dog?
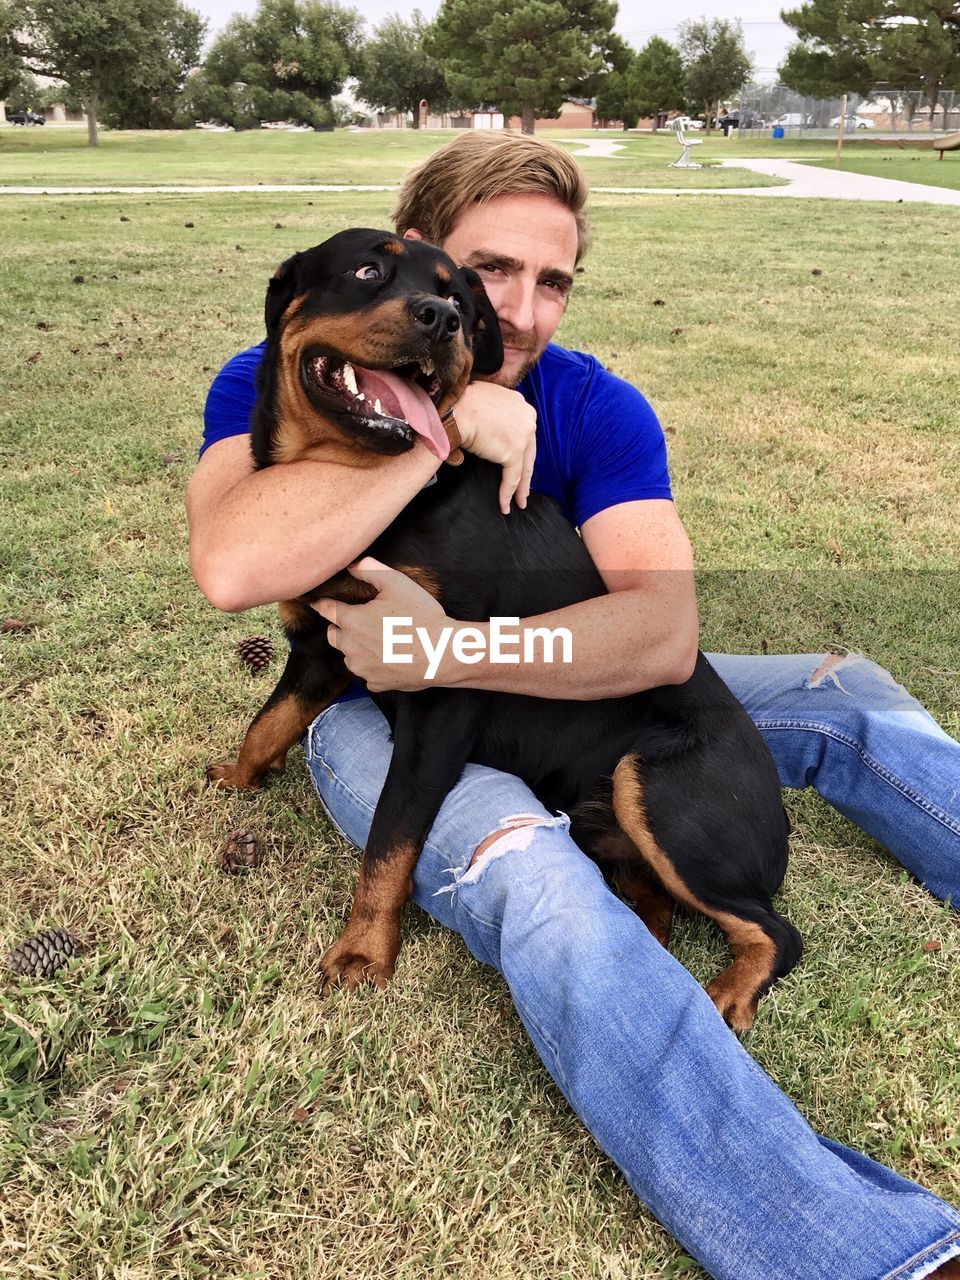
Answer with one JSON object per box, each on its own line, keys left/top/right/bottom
{"left": 207, "top": 228, "right": 802, "bottom": 1031}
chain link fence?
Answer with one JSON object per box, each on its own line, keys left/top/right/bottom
{"left": 734, "top": 83, "right": 960, "bottom": 138}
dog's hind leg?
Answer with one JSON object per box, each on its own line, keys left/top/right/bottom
{"left": 611, "top": 753, "right": 802, "bottom": 1032}
{"left": 207, "top": 640, "right": 350, "bottom": 790}
{"left": 320, "top": 691, "right": 483, "bottom": 994}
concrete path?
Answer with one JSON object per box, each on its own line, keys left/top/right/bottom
{"left": 555, "top": 137, "right": 627, "bottom": 158}
{"left": 716, "top": 157, "right": 960, "bottom": 204}
{"left": 2, "top": 159, "right": 958, "bottom": 205}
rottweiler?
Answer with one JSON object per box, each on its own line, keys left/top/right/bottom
{"left": 207, "top": 228, "right": 801, "bottom": 1031}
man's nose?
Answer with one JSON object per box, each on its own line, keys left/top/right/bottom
{"left": 496, "top": 276, "right": 536, "bottom": 334}
{"left": 410, "top": 295, "right": 461, "bottom": 343}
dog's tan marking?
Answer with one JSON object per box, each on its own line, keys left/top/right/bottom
{"left": 381, "top": 239, "right": 405, "bottom": 256}
{"left": 612, "top": 755, "right": 777, "bottom": 1031}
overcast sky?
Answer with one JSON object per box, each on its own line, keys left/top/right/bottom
{"left": 191, "top": 0, "right": 795, "bottom": 81}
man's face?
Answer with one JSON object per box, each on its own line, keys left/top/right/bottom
{"left": 407, "top": 193, "right": 578, "bottom": 388}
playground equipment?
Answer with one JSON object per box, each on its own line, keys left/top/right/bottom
{"left": 934, "top": 131, "right": 960, "bottom": 159}
{"left": 669, "top": 117, "right": 703, "bottom": 170}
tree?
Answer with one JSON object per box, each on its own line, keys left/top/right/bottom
{"left": 678, "top": 17, "right": 752, "bottom": 131}
{"left": 780, "top": 0, "right": 960, "bottom": 126}
{"left": 595, "top": 59, "right": 635, "bottom": 127}
{"left": 629, "top": 36, "right": 686, "bottom": 130}
{"left": 103, "top": 3, "right": 204, "bottom": 128}
{"left": 779, "top": 0, "right": 879, "bottom": 97}
{"left": 201, "top": 0, "right": 363, "bottom": 127}
{"left": 427, "top": 0, "right": 619, "bottom": 135}
{"left": 1, "top": 2, "right": 24, "bottom": 100}
{"left": 17, "top": 0, "right": 205, "bottom": 146}
{"left": 356, "top": 11, "right": 447, "bottom": 127}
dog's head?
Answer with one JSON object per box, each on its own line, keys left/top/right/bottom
{"left": 252, "top": 228, "right": 503, "bottom": 468}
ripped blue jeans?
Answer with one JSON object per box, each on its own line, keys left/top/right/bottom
{"left": 304, "top": 652, "right": 960, "bottom": 1280}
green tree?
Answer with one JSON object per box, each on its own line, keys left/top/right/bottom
{"left": 779, "top": 0, "right": 878, "bottom": 97}
{"left": 201, "top": 0, "right": 363, "bottom": 127}
{"left": 104, "top": 4, "right": 204, "bottom": 129}
{"left": 875, "top": 0, "right": 960, "bottom": 126}
{"left": 427, "top": 0, "right": 619, "bottom": 135}
{"left": 595, "top": 61, "right": 634, "bottom": 127}
{"left": 630, "top": 35, "right": 686, "bottom": 131}
{"left": 1, "top": 2, "right": 23, "bottom": 101}
{"left": 356, "top": 11, "right": 447, "bottom": 127}
{"left": 4, "top": 70, "right": 41, "bottom": 112}
{"left": 17, "top": 0, "right": 205, "bottom": 145}
{"left": 678, "top": 17, "right": 752, "bottom": 131}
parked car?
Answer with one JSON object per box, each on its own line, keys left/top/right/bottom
{"left": 829, "top": 115, "right": 876, "bottom": 129}
{"left": 674, "top": 115, "right": 704, "bottom": 131}
{"left": 771, "top": 113, "right": 810, "bottom": 128}
{"left": 5, "top": 109, "right": 45, "bottom": 126}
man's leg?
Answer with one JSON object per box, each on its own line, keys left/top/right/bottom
{"left": 305, "top": 697, "right": 960, "bottom": 1280}
{"left": 706, "top": 652, "right": 960, "bottom": 904}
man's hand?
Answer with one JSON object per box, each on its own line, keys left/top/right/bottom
{"left": 452, "top": 382, "right": 537, "bottom": 514}
{"left": 313, "top": 557, "right": 450, "bottom": 693}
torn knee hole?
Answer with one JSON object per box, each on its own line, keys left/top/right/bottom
{"left": 469, "top": 816, "right": 541, "bottom": 868}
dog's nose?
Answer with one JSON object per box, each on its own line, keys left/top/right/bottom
{"left": 411, "top": 296, "right": 461, "bottom": 342}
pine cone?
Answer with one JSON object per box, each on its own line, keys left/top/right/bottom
{"left": 236, "top": 634, "right": 275, "bottom": 672}
{"left": 6, "top": 927, "right": 80, "bottom": 978}
{"left": 218, "top": 829, "right": 262, "bottom": 874}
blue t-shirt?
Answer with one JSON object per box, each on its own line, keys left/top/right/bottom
{"left": 201, "top": 342, "right": 672, "bottom": 527}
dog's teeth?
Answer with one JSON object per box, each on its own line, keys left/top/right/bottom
{"left": 420, "top": 358, "right": 434, "bottom": 376}
{"left": 374, "top": 398, "right": 382, "bottom": 415}
{"left": 342, "top": 363, "right": 358, "bottom": 395}
{"left": 357, "top": 391, "right": 365, "bottom": 401}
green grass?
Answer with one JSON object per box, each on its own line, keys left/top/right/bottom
{"left": 802, "top": 146, "right": 960, "bottom": 191}
{"left": 2, "top": 173, "right": 960, "bottom": 1278}
{"left": 0, "top": 125, "right": 784, "bottom": 189}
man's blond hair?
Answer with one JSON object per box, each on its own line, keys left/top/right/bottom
{"left": 393, "top": 132, "right": 590, "bottom": 263}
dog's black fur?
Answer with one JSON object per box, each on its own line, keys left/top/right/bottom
{"left": 208, "top": 228, "right": 801, "bottom": 1029}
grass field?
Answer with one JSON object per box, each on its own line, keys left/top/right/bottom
{"left": 2, "top": 131, "right": 960, "bottom": 1279}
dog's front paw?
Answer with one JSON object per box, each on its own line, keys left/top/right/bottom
{"left": 319, "top": 923, "right": 399, "bottom": 996}
{"left": 205, "top": 760, "right": 258, "bottom": 790}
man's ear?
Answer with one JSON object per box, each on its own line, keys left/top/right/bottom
{"left": 264, "top": 253, "right": 300, "bottom": 336}
{"left": 459, "top": 266, "right": 504, "bottom": 377}
{"left": 402, "top": 227, "right": 424, "bottom": 241}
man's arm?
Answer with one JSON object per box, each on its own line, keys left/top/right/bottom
{"left": 187, "top": 380, "right": 538, "bottom": 613}
{"left": 320, "top": 499, "right": 700, "bottom": 699}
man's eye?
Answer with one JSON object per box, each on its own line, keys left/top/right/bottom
{"left": 355, "top": 264, "right": 382, "bottom": 281}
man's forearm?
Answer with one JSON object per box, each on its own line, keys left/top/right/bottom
{"left": 436, "top": 584, "right": 699, "bottom": 699}
{"left": 188, "top": 445, "right": 439, "bottom": 611}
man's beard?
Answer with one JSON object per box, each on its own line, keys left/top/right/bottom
{"left": 495, "top": 325, "right": 542, "bottom": 388}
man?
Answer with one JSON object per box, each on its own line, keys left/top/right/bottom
{"left": 187, "top": 132, "right": 960, "bottom": 1279}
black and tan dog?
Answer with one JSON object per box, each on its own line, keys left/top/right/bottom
{"left": 208, "top": 228, "right": 801, "bottom": 1031}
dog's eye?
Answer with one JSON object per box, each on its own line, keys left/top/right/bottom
{"left": 355, "top": 263, "right": 382, "bottom": 281}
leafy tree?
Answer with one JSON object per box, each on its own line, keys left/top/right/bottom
{"left": 17, "top": 0, "right": 205, "bottom": 145}
{"left": 1, "top": 2, "right": 23, "bottom": 101}
{"left": 356, "top": 11, "right": 447, "bottom": 127}
{"left": 779, "top": 0, "right": 878, "bottom": 97}
{"left": 427, "top": 0, "right": 619, "bottom": 135}
{"left": 5, "top": 70, "right": 41, "bottom": 112}
{"left": 678, "top": 17, "right": 752, "bottom": 131}
{"left": 630, "top": 36, "right": 686, "bottom": 130}
{"left": 595, "top": 62, "right": 634, "bottom": 127}
{"left": 103, "top": 4, "right": 204, "bottom": 129}
{"left": 781, "top": 0, "right": 960, "bottom": 124}
{"left": 201, "top": 0, "right": 363, "bottom": 127}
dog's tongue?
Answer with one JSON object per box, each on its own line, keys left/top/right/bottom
{"left": 355, "top": 367, "right": 450, "bottom": 461}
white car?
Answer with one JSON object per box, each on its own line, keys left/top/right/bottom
{"left": 674, "top": 115, "right": 704, "bottom": 130}
{"left": 830, "top": 115, "right": 876, "bottom": 129}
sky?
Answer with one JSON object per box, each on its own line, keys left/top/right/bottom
{"left": 190, "top": 0, "right": 796, "bottom": 83}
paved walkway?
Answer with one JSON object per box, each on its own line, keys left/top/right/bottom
{"left": 2, "top": 159, "right": 958, "bottom": 205}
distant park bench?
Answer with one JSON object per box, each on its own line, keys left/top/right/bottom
{"left": 934, "top": 131, "right": 960, "bottom": 159}
{"left": 669, "top": 117, "right": 703, "bottom": 170}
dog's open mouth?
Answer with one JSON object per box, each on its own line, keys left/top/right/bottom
{"left": 302, "top": 353, "right": 450, "bottom": 460}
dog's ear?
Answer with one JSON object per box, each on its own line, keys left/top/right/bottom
{"left": 459, "top": 266, "right": 504, "bottom": 377}
{"left": 264, "top": 253, "right": 300, "bottom": 336}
